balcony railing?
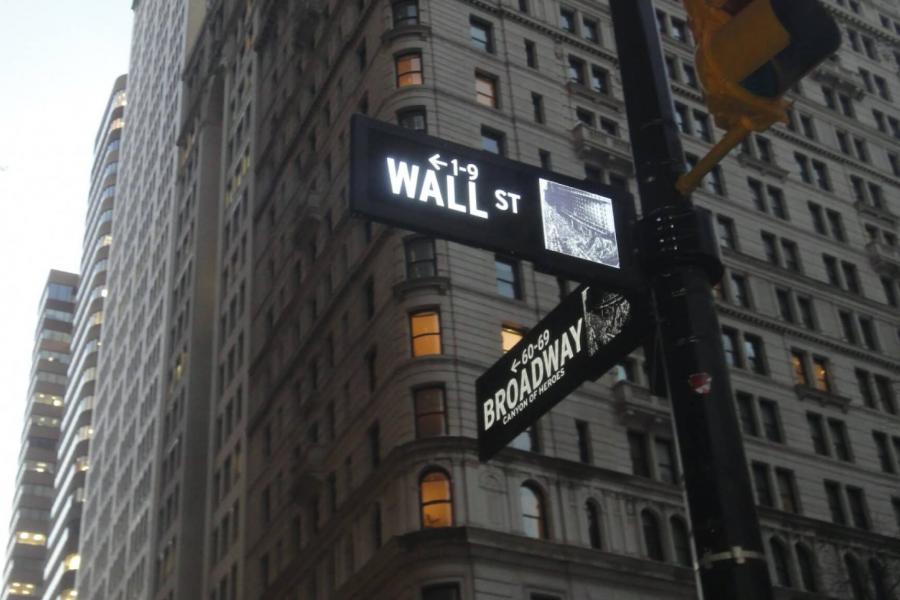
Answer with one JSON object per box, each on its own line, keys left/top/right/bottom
{"left": 866, "top": 240, "right": 900, "bottom": 277}
{"left": 571, "top": 122, "right": 634, "bottom": 174}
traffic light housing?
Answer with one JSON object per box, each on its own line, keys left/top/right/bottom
{"left": 676, "top": 0, "right": 841, "bottom": 194}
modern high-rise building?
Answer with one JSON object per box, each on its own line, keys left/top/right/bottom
{"left": 3, "top": 270, "right": 78, "bottom": 600}
{"left": 75, "top": 0, "right": 900, "bottom": 599}
{"left": 40, "top": 75, "right": 126, "bottom": 600}
{"left": 77, "top": 2, "right": 214, "bottom": 599}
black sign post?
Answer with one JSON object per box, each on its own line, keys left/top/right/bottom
{"left": 476, "top": 286, "right": 648, "bottom": 461}
{"left": 350, "top": 115, "right": 640, "bottom": 291}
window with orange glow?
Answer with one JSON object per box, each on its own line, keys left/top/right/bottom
{"left": 501, "top": 326, "right": 524, "bottom": 353}
{"left": 812, "top": 356, "right": 830, "bottom": 392}
{"left": 411, "top": 311, "right": 441, "bottom": 356}
{"left": 790, "top": 351, "right": 808, "bottom": 386}
{"left": 420, "top": 470, "right": 452, "bottom": 528}
{"left": 396, "top": 52, "right": 424, "bottom": 87}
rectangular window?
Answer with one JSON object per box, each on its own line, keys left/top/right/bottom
{"left": 858, "top": 316, "right": 878, "bottom": 350}
{"left": 775, "top": 288, "right": 794, "bottom": 323}
{"left": 827, "top": 418, "right": 851, "bottom": 461}
{"left": 475, "top": 73, "right": 498, "bottom": 107}
{"left": 717, "top": 217, "right": 737, "bottom": 250}
{"left": 560, "top": 7, "right": 576, "bottom": 32}
{"left": 811, "top": 356, "right": 830, "bottom": 392}
{"left": 752, "top": 462, "right": 773, "bottom": 507}
{"left": 795, "top": 153, "right": 811, "bottom": 183}
{"left": 744, "top": 334, "right": 767, "bottom": 375}
{"left": 495, "top": 256, "right": 521, "bottom": 299}
{"left": 856, "top": 368, "right": 876, "bottom": 408}
{"left": 841, "top": 262, "right": 860, "bottom": 295}
{"left": 405, "top": 237, "right": 436, "bottom": 278}
{"left": 414, "top": 386, "right": 446, "bottom": 438}
{"left": 791, "top": 349, "right": 809, "bottom": 386}
{"left": 721, "top": 328, "right": 741, "bottom": 368}
{"left": 730, "top": 273, "right": 750, "bottom": 308}
{"left": 781, "top": 240, "right": 800, "bottom": 272}
{"left": 396, "top": 52, "right": 423, "bottom": 87}
{"left": 627, "top": 430, "right": 651, "bottom": 477}
{"left": 824, "top": 481, "right": 846, "bottom": 525}
{"left": 775, "top": 468, "right": 799, "bottom": 513}
{"left": 531, "top": 93, "right": 544, "bottom": 123}
{"left": 655, "top": 438, "right": 678, "bottom": 484}
{"left": 873, "top": 432, "right": 894, "bottom": 473}
{"left": 808, "top": 202, "right": 826, "bottom": 234}
{"left": 470, "top": 17, "right": 494, "bottom": 52}
{"left": 758, "top": 399, "right": 781, "bottom": 442}
{"left": 811, "top": 160, "right": 830, "bottom": 190}
{"left": 839, "top": 310, "right": 857, "bottom": 345}
{"left": 807, "top": 413, "right": 828, "bottom": 455}
{"left": 797, "top": 296, "right": 815, "bottom": 330}
{"left": 576, "top": 420, "right": 592, "bottom": 464}
{"left": 392, "top": 0, "right": 419, "bottom": 27}
{"left": 501, "top": 326, "right": 524, "bottom": 353}
{"left": 846, "top": 487, "right": 869, "bottom": 529}
{"left": 366, "top": 348, "right": 377, "bottom": 391}
{"left": 736, "top": 392, "right": 758, "bottom": 436}
{"left": 761, "top": 232, "right": 778, "bottom": 265}
{"left": 822, "top": 255, "right": 840, "bottom": 287}
{"left": 525, "top": 40, "right": 537, "bottom": 68}
{"left": 398, "top": 107, "right": 427, "bottom": 132}
{"left": 768, "top": 187, "right": 787, "bottom": 219}
{"left": 480, "top": 127, "right": 505, "bottom": 155}
{"left": 590, "top": 66, "right": 610, "bottom": 94}
{"left": 568, "top": 56, "right": 587, "bottom": 84}
{"left": 874, "top": 375, "right": 896, "bottom": 414}
{"left": 583, "top": 18, "right": 599, "bottom": 42}
{"left": 410, "top": 311, "right": 442, "bottom": 356}
{"left": 749, "top": 179, "right": 766, "bottom": 212}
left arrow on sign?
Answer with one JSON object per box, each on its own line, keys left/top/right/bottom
{"left": 429, "top": 154, "right": 448, "bottom": 171}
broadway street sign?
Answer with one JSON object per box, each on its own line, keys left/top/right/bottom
{"left": 475, "top": 285, "right": 649, "bottom": 461}
{"left": 350, "top": 114, "right": 640, "bottom": 291}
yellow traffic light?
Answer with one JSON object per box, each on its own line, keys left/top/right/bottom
{"left": 676, "top": 0, "right": 840, "bottom": 195}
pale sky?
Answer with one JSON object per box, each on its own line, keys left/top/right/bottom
{"left": 0, "top": 2, "right": 133, "bottom": 564}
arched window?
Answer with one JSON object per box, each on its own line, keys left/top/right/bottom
{"left": 844, "top": 554, "right": 867, "bottom": 600}
{"left": 769, "top": 538, "right": 792, "bottom": 588}
{"left": 520, "top": 483, "right": 547, "bottom": 539}
{"left": 420, "top": 469, "right": 452, "bottom": 528}
{"left": 795, "top": 543, "right": 817, "bottom": 592}
{"left": 869, "top": 558, "right": 889, "bottom": 600}
{"left": 670, "top": 516, "right": 692, "bottom": 567}
{"left": 585, "top": 500, "right": 602, "bottom": 549}
{"left": 641, "top": 510, "right": 664, "bottom": 561}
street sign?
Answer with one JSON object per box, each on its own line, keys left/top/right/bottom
{"left": 350, "top": 114, "right": 640, "bottom": 291}
{"left": 475, "top": 284, "right": 649, "bottom": 462}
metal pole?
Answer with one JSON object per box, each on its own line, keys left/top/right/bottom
{"left": 607, "top": 1, "right": 776, "bottom": 598}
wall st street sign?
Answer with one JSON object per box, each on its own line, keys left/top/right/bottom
{"left": 350, "top": 114, "right": 640, "bottom": 291}
{"left": 475, "top": 285, "right": 648, "bottom": 461}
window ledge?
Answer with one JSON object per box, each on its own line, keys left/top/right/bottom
{"left": 393, "top": 276, "right": 451, "bottom": 299}
{"left": 736, "top": 152, "right": 790, "bottom": 180}
{"left": 613, "top": 380, "right": 671, "bottom": 433}
{"left": 866, "top": 240, "right": 900, "bottom": 277}
{"left": 565, "top": 81, "right": 624, "bottom": 113}
{"left": 571, "top": 122, "right": 634, "bottom": 175}
{"left": 793, "top": 385, "right": 852, "bottom": 412}
{"left": 855, "top": 200, "right": 897, "bottom": 226}
{"left": 381, "top": 24, "right": 431, "bottom": 44}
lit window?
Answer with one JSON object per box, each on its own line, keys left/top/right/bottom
{"left": 475, "top": 73, "right": 498, "bottom": 107}
{"left": 414, "top": 386, "right": 446, "bottom": 438}
{"left": 811, "top": 356, "right": 830, "bottom": 392}
{"left": 420, "top": 469, "right": 452, "bottom": 528}
{"left": 410, "top": 311, "right": 441, "bottom": 356}
{"left": 790, "top": 350, "right": 808, "bottom": 386}
{"left": 520, "top": 483, "right": 547, "bottom": 538}
{"left": 396, "top": 52, "right": 423, "bottom": 87}
{"left": 501, "top": 326, "right": 524, "bottom": 353}
{"left": 16, "top": 531, "right": 46, "bottom": 546}
{"left": 63, "top": 553, "right": 81, "bottom": 571}
{"left": 560, "top": 7, "right": 576, "bottom": 32}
